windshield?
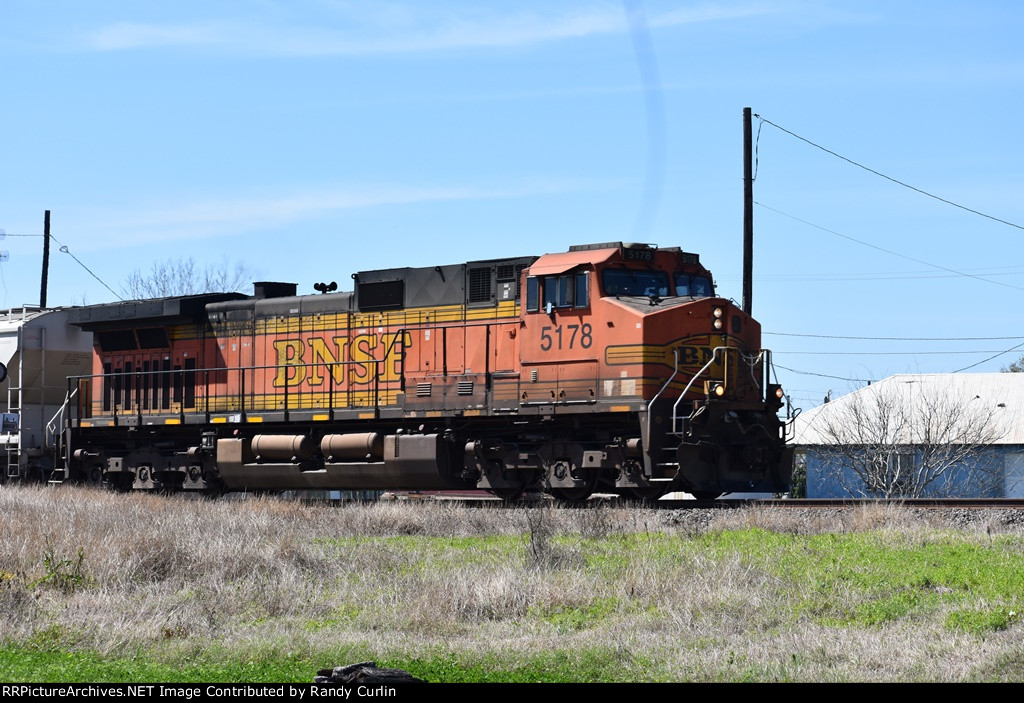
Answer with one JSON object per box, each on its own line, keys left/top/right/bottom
{"left": 602, "top": 268, "right": 670, "bottom": 297}
{"left": 674, "top": 273, "right": 713, "bottom": 297}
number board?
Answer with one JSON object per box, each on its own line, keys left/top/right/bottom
{"left": 622, "top": 247, "right": 655, "bottom": 262}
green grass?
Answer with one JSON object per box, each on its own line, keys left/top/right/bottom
{"left": 0, "top": 643, "right": 317, "bottom": 683}
{"left": 7, "top": 523, "right": 1024, "bottom": 682}
{"left": 0, "top": 641, "right": 658, "bottom": 684}
{"left": 693, "top": 529, "right": 1024, "bottom": 630}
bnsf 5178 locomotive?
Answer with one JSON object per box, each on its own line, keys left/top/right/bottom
{"left": 60, "top": 242, "right": 793, "bottom": 500}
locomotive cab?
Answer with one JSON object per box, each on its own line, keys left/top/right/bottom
{"left": 519, "top": 242, "right": 791, "bottom": 499}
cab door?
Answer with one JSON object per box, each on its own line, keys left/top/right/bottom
{"left": 519, "top": 270, "right": 597, "bottom": 405}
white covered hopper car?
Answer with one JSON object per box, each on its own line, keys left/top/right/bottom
{"left": 0, "top": 307, "right": 92, "bottom": 482}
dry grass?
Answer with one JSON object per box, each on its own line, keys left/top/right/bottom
{"left": 2, "top": 484, "right": 1024, "bottom": 682}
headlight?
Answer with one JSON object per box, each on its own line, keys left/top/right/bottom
{"left": 712, "top": 307, "right": 724, "bottom": 330}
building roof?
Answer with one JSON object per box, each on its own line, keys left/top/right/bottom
{"left": 792, "top": 373, "right": 1024, "bottom": 446}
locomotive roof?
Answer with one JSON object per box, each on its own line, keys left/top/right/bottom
{"left": 68, "top": 292, "right": 248, "bottom": 330}
{"left": 70, "top": 243, "right": 709, "bottom": 327}
{"left": 530, "top": 243, "right": 706, "bottom": 276}
{"left": 528, "top": 248, "right": 617, "bottom": 276}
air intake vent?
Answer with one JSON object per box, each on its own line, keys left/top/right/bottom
{"left": 416, "top": 383, "right": 432, "bottom": 397}
{"left": 457, "top": 381, "right": 474, "bottom": 396}
{"left": 496, "top": 264, "right": 515, "bottom": 281}
{"left": 468, "top": 267, "right": 492, "bottom": 303}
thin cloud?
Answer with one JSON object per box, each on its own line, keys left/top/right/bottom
{"left": 71, "top": 179, "right": 610, "bottom": 250}
{"left": 83, "top": 2, "right": 791, "bottom": 56}
{"left": 89, "top": 22, "right": 226, "bottom": 50}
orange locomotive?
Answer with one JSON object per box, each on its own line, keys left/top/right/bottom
{"left": 63, "top": 242, "right": 793, "bottom": 500}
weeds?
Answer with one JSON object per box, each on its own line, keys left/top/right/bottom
{"left": 3, "top": 484, "right": 1024, "bottom": 682}
{"left": 32, "top": 545, "right": 87, "bottom": 593}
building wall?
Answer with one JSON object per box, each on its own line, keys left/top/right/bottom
{"left": 1006, "top": 452, "right": 1024, "bottom": 498}
{"left": 804, "top": 445, "right": 1019, "bottom": 499}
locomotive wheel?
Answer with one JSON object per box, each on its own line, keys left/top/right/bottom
{"left": 691, "top": 491, "right": 721, "bottom": 501}
{"left": 551, "top": 484, "right": 595, "bottom": 504}
{"left": 489, "top": 484, "right": 527, "bottom": 501}
{"left": 629, "top": 484, "right": 666, "bottom": 503}
{"left": 550, "top": 470, "right": 598, "bottom": 504}
{"left": 104, "top": 473, "right": 134, "bottom": 492}
{"left": 483, "top": 466, "right": 538, "bottom": 502}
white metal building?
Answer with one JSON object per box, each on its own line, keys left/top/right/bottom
{"left": 793, "top": 373, "right": 1024, "bottom": 498}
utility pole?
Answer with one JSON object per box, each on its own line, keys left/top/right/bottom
{"left": 742, "top": 108, "right": 753, "bottom": 316}
{"left": 40, "top": 210, "right": 51, "bottom": 309}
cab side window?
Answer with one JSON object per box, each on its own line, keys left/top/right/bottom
{"left": 526, "top": 271, "right": 589, "bottom": 312}
{"left": 674, "top": 273, "right": 713, "bottom": 298}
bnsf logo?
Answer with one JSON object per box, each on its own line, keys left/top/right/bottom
{"left": 604, "top": 336, "right": 721, "bottom": 370}
{"left": 271, "top": 332, "right": 411, "bottom": 387}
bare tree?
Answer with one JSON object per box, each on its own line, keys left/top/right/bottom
{"left": 808, "top": 381, "right": 1006, "bottom": 498}
{"left": 122, "top": 257, "right": 255, "bottom": 299}
{"left": 1002, "top": 355, "right": 1024, "bottom": 373}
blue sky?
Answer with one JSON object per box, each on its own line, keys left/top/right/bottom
{"left": 2, "top": 1, "right": 1022, "bottom": 411}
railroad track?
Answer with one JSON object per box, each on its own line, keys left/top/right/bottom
{"left": 740, "top": 498, "right": 1024, "bottom": 510}
{"left": 381, "top": 492, "right": 1024, "bottom": 510}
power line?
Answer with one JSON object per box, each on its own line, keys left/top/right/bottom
{"left": 755, "top": 115, "right": 1024, "bottom": 232}
{"left": 756, "top": 202, "right": 1024, "bottom": 294}
{"left": 952, "top": 341, "right": 1024, "bottom": 373}
{"left": 0, "top": 228, "right": 122, "bottom": 302}
{"left": 778, "top": 350, "right": 1024, "bottom": 355}
{"left": 721, "top": 267, "right": 1024, "bottom": 282}
{"left": 51, "top": 237, "right": 123, "bottom": 301}
{"left": 773, "top": 363, "right": 874, "bottom": 384}
{"left": 767, "top": 332, "right": 1024, "bottom": 341}
{"left": 752, "top": 116, "right": 1024, "bottom": 382}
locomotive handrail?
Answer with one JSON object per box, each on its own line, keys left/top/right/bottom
{"left": 669, "top": 345, "right": 727, "bottom": 436}
{"left": 644, "top": 345, "right": 731, "bottom": 444}
{"left": 642, "top": 348, "right": 681, "bottom": 448}
{"left": 68, "top": 355, "right": 403, "bottom": 420}
{"left": 648, "top": 347, "right": 681, "bottom": 409}
{"left": 45, "top": 387, "right": 78, "bottom": 449}
{"left": 669, "top": 346, "right": 764, "bottom": 436}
